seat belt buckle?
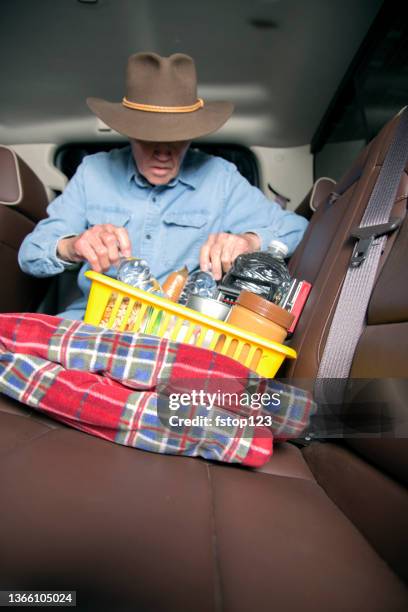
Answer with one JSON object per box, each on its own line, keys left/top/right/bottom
{"left": 350, "top": 217, "right": 402, "bottom": 268}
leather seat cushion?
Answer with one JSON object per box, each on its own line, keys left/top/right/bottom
{"left": 303, "top": 440, "right": 408, "bottom": 583}
{"left": 1, "top": 400, "right": 407, "bottom": 611}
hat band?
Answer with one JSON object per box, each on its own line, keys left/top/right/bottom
{"left": 122, "top": 96, "right": 204, "bottom": 113}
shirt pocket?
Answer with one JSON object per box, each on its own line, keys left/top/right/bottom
{"left": 162, "top": 210, "right": 209, "bottom": 268}
{"left": 86, "top": 207, "right": 131, "bottom": 229}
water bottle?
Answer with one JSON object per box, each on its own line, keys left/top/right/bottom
{"left": 117, "top": 257, "right": 163, "bottom": 294}
{"left": 221, "top": 239, "right": 292, "bottom": 305}
{"left": 178, "top": 270, "right": 218, "bottom": 305}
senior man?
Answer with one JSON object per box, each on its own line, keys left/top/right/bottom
{"left": 19, "top": 52, "right": 308, "bottom": 320}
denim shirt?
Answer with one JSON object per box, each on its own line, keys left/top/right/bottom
{"left": 18, "top": 146, "right": 308, "bottom": 319}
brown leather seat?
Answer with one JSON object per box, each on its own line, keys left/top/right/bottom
{"left": 1, "top": 401, "right": 407, "bottom": 612}
{"left": 286, "top": 111, "right": 408, "bottom": 381}
{"left": 0, "top": 145, "right": 50, "bottom": 312}
{"left": 286, "top": 110, "right": 408, "bottom": 585}
{"left": 1, "top": 117, "right": 408, "bottom": 611}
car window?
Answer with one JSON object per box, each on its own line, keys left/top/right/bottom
{"left": 313, "top": 2, "right": 408, "bottom": 181}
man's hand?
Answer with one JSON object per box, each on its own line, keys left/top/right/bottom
{"left": 199, "top": 232, "right": 261, "bottom": 281}
{"left": 57, "top": 224, "right": 132, "bottom": 273}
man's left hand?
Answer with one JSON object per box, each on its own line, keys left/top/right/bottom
{"left": 199, "top": 232, "right": 261, "bottom": 281}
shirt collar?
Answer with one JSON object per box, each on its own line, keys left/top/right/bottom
{"left": 126, "top": 153, "right": 149, "bottom": 188}
{"left": 126, "top": 148, "right": 197, "bottom": 190}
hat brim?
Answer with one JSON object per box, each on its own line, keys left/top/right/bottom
{"left": 86, "top": 97, "right": 234, "bottom": 141}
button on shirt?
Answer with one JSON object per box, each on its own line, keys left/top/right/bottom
{"left": 18, "top": 146, "right": 308, "bottom": 319}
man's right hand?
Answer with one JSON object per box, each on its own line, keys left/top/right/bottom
{"left": 57, "top": 224, "right": 132, "bottom": 273}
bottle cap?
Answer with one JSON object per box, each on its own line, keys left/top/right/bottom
{"left": 268, "top": 240, "right": 288, "bottom": 257}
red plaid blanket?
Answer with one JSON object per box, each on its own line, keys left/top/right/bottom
{"left": 0, "top": 313, "right": 315, "bottom": 467}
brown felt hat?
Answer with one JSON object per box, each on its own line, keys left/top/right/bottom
{"left": 87, "top": 52, "right": 234, "bottom": 142}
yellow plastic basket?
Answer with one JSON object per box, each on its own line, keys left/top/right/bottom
{"left": 84, "top": 271, "right": 297, "bottom": 377}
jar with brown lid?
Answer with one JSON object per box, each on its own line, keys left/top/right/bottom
{"left": 226, "top": 290, "right": 294, "bottom": 344}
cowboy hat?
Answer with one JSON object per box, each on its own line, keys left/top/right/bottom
{"left": 87, "top": 52, "right": 234, "bottom": 142}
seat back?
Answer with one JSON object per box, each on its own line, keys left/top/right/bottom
{"left": 285, "top": 112, "right": 408, "bottom": 382}
{"left": 285, "top": 111, "right": 408, "bottom": 580}
{"left": 0, "top": 145, "right": 51, "bottom": 312}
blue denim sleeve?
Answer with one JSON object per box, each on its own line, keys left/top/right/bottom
{"left": 18, "top": 161, "right": 88, "bottom": 277}
{"left": 222, "top": 165, "right": 308, "bottom": 255}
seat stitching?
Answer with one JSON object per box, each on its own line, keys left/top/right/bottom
{"left": 206, "top": 463, "right": 224, "bottom": 612}
{"left": 0, "top": 424, "right": 62, "bottom": 464}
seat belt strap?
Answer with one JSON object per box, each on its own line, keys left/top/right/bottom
{"left": 315, "top": 107, "right": 408, "bottom": 405}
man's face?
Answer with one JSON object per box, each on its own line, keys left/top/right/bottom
{"left": 130, "top": 139, "right": 191, "bottom": 186}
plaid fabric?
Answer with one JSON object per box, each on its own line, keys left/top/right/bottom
{"left": 0, "top": 313, "right": 316, "bottom": 465}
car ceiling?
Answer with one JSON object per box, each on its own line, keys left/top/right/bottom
{"left": 1, "top": 0, "right": 383, "bottom": 147}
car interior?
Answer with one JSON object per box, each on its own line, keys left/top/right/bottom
{"left": 1, "top": 1, "right": 408, "bottom": 611}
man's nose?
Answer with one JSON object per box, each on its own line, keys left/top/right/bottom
{"left": 153, "top": 143, "right": 172, "bottom": 159}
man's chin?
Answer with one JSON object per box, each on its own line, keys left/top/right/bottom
{"left": 148, "top": 172, "right": 175, "bottom": 186}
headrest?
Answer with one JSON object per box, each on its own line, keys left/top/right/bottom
{"left": 0, "top": 145, "right": 48, "bottom": 222}
{"left": 309, "top": 177, "right": 336, "bottom": 212}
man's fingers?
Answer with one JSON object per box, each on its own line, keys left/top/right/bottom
{"left": 219, "top": 237, "right": 237, "bottom": 275}
{"left": 77, "top": 240, "right": 102, "bottom": 273}
{"left": 75, "top": 231, "right": 113, "bottom": 272}
{"left": 199, "top": 243, "right": 211, "bottom": 272}
{"left": 75, "top": 224, "right": 132, "bottom": 271}
{"left": 200, "top": 233, "right": 257, "bottom": 281}
{"left": 93, "top": 224, "right": 115, "bottom": 234}
{"left": 100, "top": 232, "right": 121, "bottom": 267}
{"left": 200, "top": 234, "right": 216, "bottom": 272}
{"left": 230, "top": 239, "right": 252, "bottom": 264}
{"left": 216, "top": 234, "right": 244, "bottom": 276}
{"left": 88, "top": 235, "right": 111, "bottom": 271}
{"left": 89, "top": 224, "right": 131, "bottom": 259}
{"left": 113, "top": 227, "right": 132, "bottom": 258}
{"left": 208, "top": 242, "right": 224, "bottom": 280}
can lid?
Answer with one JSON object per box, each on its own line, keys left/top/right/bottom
{"left": 186, "top": 294, "right": 231, "bottom": 320}
{"left": 237, "top": 290, "right": 294, "bottom": 328}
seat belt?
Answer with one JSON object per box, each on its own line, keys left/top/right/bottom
{"left": 315, "top": 107, "right": 408, "bottom": 405}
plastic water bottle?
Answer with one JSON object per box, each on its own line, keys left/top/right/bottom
{"left": 178, "top": 270, "right": 218, "bottom": 305}
{"left": 117, "top": 257, "right": 163, "bottom": 294}
{"left": 221, "top": 239, "right": 292, "bottom": 305}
